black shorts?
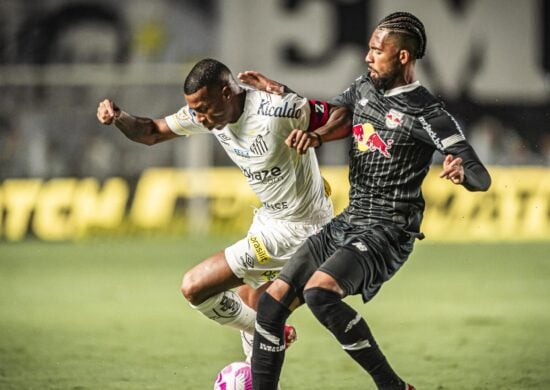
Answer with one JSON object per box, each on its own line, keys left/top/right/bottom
{"left": 278, "top": 212, "right": 416, "bottom": 303}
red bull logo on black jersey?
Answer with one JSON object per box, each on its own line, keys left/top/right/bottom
{"left": 385, "top": 109, "right": 404, "bottom": 129}
{"left": 352, "top": 123, "right": 394, "bottom": 158}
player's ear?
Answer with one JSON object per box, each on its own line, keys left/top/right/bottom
{"left": 399, "top": 49, "right": 411, "bottom": 65}
{"left": 221, "top": 84, "right": 232, "bottom": 101}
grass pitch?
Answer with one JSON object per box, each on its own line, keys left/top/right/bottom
{"left": 1, "top": 237, "right": 549, "bottom": 389}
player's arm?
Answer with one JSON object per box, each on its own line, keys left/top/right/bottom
{"left": 413, "top": 111, "right": 491, "bottom": 192}
{"left": 439, "top": 141, "right": 491, "bottom": 191}
{"left": 238, "top": 71, "right": 353, "bottom": 153}
{"left": 97, "top": 98, "right": 179, "bottom": 145}
{"left": 286, "top": 104, "right": 351, "bottom": 154}
{"left": 237, "top": 71, "right": 292, "bottom": 95}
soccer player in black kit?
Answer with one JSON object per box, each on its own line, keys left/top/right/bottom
{"left": 239, "top": 11, "right": 491, "bottom": 390}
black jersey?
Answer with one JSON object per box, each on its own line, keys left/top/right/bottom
{"left": 329, "top": 74, "right": 490, "bottom": 233}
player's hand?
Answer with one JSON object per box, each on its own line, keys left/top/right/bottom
{"left": 237, "top": 71, "right": 284, "bottom": 95}
{"left": 97, "top": 98, "right": 120, "bottom": 125}
{"left": 440, "top": 154, "right": 464, "bottom": 184}
{"left": 285, "top": 129, "right": 319, "bottom": 154}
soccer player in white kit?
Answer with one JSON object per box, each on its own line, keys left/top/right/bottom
{"left": 96, "top": 58, "right": 351, "bottom": 361}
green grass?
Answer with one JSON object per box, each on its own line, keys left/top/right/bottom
{"left": 1, "top": 238, "right": 549, "bottom": 389}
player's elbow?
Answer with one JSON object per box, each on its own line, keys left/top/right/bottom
{"left": 480, "top": 175, "right": 491, "bottom": 192}
{"left": 140, "top": 136, "right": 160, "bottom": 146}
{"left": 464, "top": 171, "right": 492, "bottom": 192}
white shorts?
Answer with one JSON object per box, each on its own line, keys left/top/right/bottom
{"left": 225, "top": 208, "right": 332, "bottom": 289}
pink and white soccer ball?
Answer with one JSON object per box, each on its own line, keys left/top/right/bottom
{"left": 214, "top": 361, "right": 253, "bottom": 390}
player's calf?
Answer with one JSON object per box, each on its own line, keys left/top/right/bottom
{"left": 304, "top": 287, "right": 406, "bottom": 390}
{"left": 189, "top": 290, "right": 256, "bottom": 334}
{"left": 252, "top": 292, "right": 292, "bottom": 390}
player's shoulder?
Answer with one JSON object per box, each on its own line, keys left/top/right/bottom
{"left": 247, "top": 88, "right": 304, "bottom": 103}
{"left": 401, "top": 85, "right": 443, "bottom": 115}
{"left": 352, "top": 74, "right": 373, "bottom": 92}
{"left": 246, "top": 89, "right": 307, "bottom": 119}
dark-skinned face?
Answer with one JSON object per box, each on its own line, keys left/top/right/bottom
{"left": 185, "top": 85, "right": 232, "bottom": 130}
{"left": 365, "top": 29, "right": 404, "bottom": 91}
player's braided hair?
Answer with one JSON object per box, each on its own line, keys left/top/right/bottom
{"left": 376, "top": 11, "right": 426, "bottom": 59}
{"left": 183, "top": 58, "right": 231, "bottom": 95}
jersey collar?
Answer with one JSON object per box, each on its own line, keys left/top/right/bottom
{"left": 383, "top": 81, "right": 421, "bottom": 97}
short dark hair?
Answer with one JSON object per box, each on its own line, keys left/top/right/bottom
{"left": 376, "top": 11, "right": 427, "bottom": 59}
{"left": 183, "top": 58, "right": 232, "bottom": 95}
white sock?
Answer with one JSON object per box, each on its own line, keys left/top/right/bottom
{"left": 240, "top": 330, "right": 254, "bottom": 363}
{"left": 191, "top": 290, "right": 256, "bottom": 334}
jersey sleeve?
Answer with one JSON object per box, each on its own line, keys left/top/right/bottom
{"left": 412, "top": 107, "right": 466, "bottom": 153}
{"left": 413, "top": 108, "right": 491, "bottom": 192}
{"left": 445, "top": 141, "right": 492, "bottom": 191}
{"left": 269, "top": 93, "right": 311, "bottom": 133}
{"left": 165, "top": 106, "right": 210, "bottom": 136}
{"left": 328, "top": 76, "right": 361, "bottom": 110}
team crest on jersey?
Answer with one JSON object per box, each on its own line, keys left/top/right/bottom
{"left": 385, "top": 109, "right": 404, "bottom": 129}
{"left": 352, "top": 122, "right": 394, "bottom": 158}
{"left": 250, "top": 135, "right": 268, "bottom": 155}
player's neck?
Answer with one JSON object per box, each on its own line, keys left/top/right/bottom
{"left": 400, "top": 65, "right": 416, "bottom": 87}
{"left": 388, "top": 65, "right": 416, "bottom": 90}
{"left": 230, "top": 90, "right": 247, "bottom": 124}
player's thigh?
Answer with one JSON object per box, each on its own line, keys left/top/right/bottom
{"left": 304, "top": 269, "right": 345, "bottom": 297}
{"left": 181, "top": 250, "right": 242, "bottom": 304}
{"left": 316, "top": 246, "right": 373, "bottom": 298}
{"left": 278, "top": 239, "right": 326, "bottom": 303}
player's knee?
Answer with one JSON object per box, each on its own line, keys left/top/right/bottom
{"left": 180, "top": 271, "right": 205, "bottom": 305}
{"left": 303, "top": 287, "right": 341, "bottom": 320}
{"left": 304, "top": 271, "right": 344, "bottom": 296}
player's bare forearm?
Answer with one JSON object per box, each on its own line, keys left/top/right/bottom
{"left": 237, "top": 71, "right": 294, "bottom": 95}
{"left": 315, "top": 106, "right": 352, "bottom": 143}
{"left": 113, "top": 113, "right": 175, "bottom": 146}
{"left": 96, "top": 98, "right": 177, "bottom": 145}
{"left": 286, "top": 107, "right": 351, "bottom": 154}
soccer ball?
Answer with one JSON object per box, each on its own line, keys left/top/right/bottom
{"left": 214, "top": 361, "right": 253, "bottom": 390}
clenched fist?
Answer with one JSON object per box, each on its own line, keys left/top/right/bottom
{"left": 97, "top": 98, "right": 120, "bottom": 125}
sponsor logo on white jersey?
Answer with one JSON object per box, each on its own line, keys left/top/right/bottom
{"left": 242, "top": 166, "right": 283, "bottom": 184}
{"left": 257, "top": 99, "right": 302, "bottom": 118}
{"left": 233, "top": 148, "right": 250, "bottom": 158}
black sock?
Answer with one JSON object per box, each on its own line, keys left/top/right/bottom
{"left": 251, "top": 292, "right": 291, "bottom": 390}
{"left": 304, "top": 287, "right": 404, "bottom": 390}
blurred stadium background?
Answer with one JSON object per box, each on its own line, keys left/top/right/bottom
{"left": 0, "top": 0, "right": 549, "bottom": 389}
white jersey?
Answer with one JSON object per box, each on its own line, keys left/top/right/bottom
{"left": 165, "top": 89, "right": 332, "bottom": 223}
